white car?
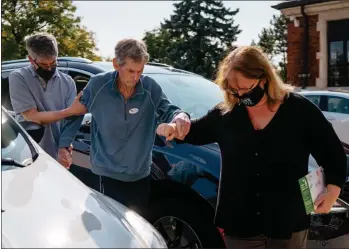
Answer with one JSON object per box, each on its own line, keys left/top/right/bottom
{"left": 299, "top": 90, "right": 349, "bottom": 144}
{"left": 1, "top": 107, "right": 167, "bottom": 248}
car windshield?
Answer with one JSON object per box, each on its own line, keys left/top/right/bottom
{"left": 1, "top": 109, "right": 34, "bottom": 171}
{"left": 93, "top": 61, "right": 114, "bottom": 71}
{"left": 149, "top": 74, "right": 223, "bottom": 119}
{"left": 93, "top": 62, "right": 224, "bottom": 119}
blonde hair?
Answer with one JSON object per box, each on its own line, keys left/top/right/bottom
{"left": 215, "top": 46, "right": 294, "bottom": 113}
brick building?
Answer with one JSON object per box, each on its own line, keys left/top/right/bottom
{"left": 272, "top": 0, "right": 349, "bottom": 89}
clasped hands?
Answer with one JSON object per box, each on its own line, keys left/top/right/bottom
{"left": 157, "top": 123, "right": 185, "bottom": 141}
{"left": 157, "top": 112, "right": 191, "bottom": 141}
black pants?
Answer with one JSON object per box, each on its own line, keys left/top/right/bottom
{"left": 99, "top": 175, "right": 150, "bottom": 218}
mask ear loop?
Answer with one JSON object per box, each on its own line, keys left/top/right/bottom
{"left": 263, "top": 79, "right": 269, "bottom": 98}
{"left": 32, "top": 60, "right": 40, "bottom": 70}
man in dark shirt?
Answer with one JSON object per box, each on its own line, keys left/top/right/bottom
{"left": 157, "top": 46, "right": 347, "bottom": 248}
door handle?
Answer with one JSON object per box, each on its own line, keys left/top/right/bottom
{"left": 327, "top": 116, "right": 335, "bottom": 121}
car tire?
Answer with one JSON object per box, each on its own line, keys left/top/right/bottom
{"left": 147, "top": 197, "right": 226, "bottom": 248}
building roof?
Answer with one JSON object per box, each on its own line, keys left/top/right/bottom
{"left": 272, "top": 0, "right": 339, "bottom": 10}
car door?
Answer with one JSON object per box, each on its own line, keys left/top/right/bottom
{"left": 1, "top": 64, "right": 69, "bottom": 113}
{"left": 323, "top": 95, "right": 349, "bottom": 144}
{"left": 323, "top": 95, "right": 349, "bottom": 120}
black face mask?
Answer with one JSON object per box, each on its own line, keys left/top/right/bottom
{"left": 235, "top": 80, "right": 266, "bottom": 107}
{"left": 36, "top": 66, "right": 56, "bottom": 81}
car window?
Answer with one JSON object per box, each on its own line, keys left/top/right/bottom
{"left": 1, "top": 110, "right": 34, "bottom": 171}
{"left": 67, "top": 70, "right": 91, "bottom": 93}
{"left": 327, "top": 96, "right": 349, "bottom": 114}
{"left": 305, "top": 95, "right": 321, "bottom": 107}
{"left": 1, "top": 71, "right": 13, "bottom": 111}
{"left": 148, "top": 74, "right": 224, "bottom": 119}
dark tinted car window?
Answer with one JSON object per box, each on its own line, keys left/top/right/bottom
{"left": 67, "top": 70, "right": 91, "bottom": 93}
{"left": 328, "top": 96, "right": 349, "bottom": 114}
{"left": 1, "top": 71, "right": 13, "bottom": 111}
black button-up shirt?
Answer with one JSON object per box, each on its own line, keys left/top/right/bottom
{"left": 179, "top": 92, "right": 347, "bottom": 239}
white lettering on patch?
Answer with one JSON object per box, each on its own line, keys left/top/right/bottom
{"left": 129, "top": 108, "right": 139, "bottom": 114}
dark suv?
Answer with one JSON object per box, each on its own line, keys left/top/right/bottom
{"left": 2, "top": 57, "right": 349, "bottom": 248}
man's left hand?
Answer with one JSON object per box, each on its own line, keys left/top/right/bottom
{"left": 171, "top": 112, "right": 190, "bottom": 138}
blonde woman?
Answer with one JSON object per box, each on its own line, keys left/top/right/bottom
{"left": 157, "top": 46, "right": 347, "bottom": 248}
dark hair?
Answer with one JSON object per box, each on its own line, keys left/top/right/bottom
{"left": 25, "top": 33, "right": 58, "bottom": 59}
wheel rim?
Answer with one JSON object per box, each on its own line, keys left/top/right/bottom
{"left": 154, "top": 216, "right": 203, "bottom": 248}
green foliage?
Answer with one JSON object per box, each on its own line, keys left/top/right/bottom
{"left": 257, "top": 28, "right": 275, "bottom": 60}
{"left": 143, "top": 0, "right": 241, "bottom": 79}
{"left": 143, "top": 28, "right": 178, "bottom": 65}
{"left": 1, "top": 0, "right": 101, "bottom": 61}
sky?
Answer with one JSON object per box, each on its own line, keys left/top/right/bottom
{"left": 73, "top": 1, "right": 283, "bottom": 58}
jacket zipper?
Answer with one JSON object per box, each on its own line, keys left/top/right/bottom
{"left": 124, "top": 100, "right": 127, "bottom": 120}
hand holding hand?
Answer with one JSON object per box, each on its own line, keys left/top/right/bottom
{"left": 68, "top": 91, "right": 87, "bottom": 116}
{"left": 171, "top": 113, "right": 190, "bottom": 138}
{"left": 156, "top": 123, "right": 178, "bottom": 141}
{"left": 57, "top": 147, "right": 73, "bottom": 169}
{"left": 314, "top": 184, "right": 341, "bottom": 214}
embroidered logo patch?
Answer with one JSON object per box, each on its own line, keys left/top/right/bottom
{"left": 129, "top": 108, "right": 139, "bottom": 114}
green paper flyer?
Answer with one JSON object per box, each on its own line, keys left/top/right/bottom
{"left": 299, "top": 167, "right": 325, "bottom": 215}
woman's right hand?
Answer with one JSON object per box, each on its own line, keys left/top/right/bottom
{"left": 156, "top": 123, "right": 178, "bottom": 141}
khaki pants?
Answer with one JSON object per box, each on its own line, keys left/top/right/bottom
{"left": 224, "top": 230, "right": 308, "bottom": 249}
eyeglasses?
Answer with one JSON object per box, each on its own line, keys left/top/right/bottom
{"left": 34, "top": 60, "right": 57, "bottom": 70}
{"left": 226, "top": 79, "right": 261, "bottom": 96}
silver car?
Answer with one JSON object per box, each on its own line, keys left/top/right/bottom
{"left": 1, "top": 107, "right": 167, "bottom": 248}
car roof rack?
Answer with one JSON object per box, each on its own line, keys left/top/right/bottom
{"left": 147, "top": 62, "right": 171, "bottom": 68}
{"left": 328, "top": 89, "right": 349, "bottom": 94}
{"left": 57, "top": 57, "right": 92, "bottom": 63}
{"left": 1, "top": 57, "right": 92, "bottom": 65}
{"left": 147, "top": 61, "right": 202, "bottom": 76}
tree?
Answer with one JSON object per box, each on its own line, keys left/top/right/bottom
{"left": 143, "top": 0, "right": 241, "bottom": 79}
{"left": 143, "top": 28, "right": 178, "bottom": 65}
{"left": 1, "top": 0, "right": 101, "bottom": 61}
{"left": 102, "top": 56, "right": 113, "bottom": 62}
{"left": 257, "top": 28, "right": 275, "bottom": 61}
{"left": 254, "top": 14, "right": 288, "bottom": 82}
{"left": 270, "top": 14, "right": 288, "bottom": 81}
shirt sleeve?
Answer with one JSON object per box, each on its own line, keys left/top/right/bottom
{"left": 156, "top": 89, "right": 183, "bottom": 124}
{"left": 9, "top": 71, "right": 37, "bottom": 114}
{"left": 59, "top": 77, "right": 93, "bottom": 148}
{"left": 65, "top": 77, "right": 77, "bottom": 107}
{"left": 305, "top": 100, "right": 347, "bottom": 188}
{"left": 177, "top": 106, "right": 221, "bottom": 145}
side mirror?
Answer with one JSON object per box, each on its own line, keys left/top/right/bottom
{"left": 19, "top": 121, "right": 45, "bottom": 143}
